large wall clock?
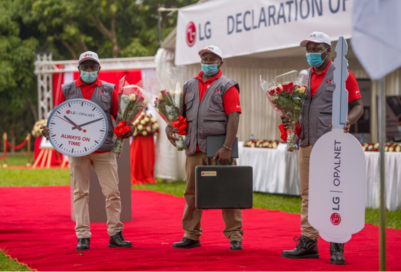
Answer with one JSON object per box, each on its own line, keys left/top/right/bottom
{"left": 47, "top": 99, "right": 109, "bottom": 157}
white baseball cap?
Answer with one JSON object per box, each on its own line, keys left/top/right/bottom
{"left": 78, "top": 51, "right": 100, "bottom": 65}
{"left": 198, "top": 45, "right": 223, "bottom": 60}
{"left": 300, "top": 32, "right": 331, "bottom": 47}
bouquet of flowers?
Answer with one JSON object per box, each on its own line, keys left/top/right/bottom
{"left": 260, "top": 70, "right": 308, "bottom": 152}
{"left": 386, "top": 143, "right": 401, "bottom": 152}
{"left": 361, "top": 142, "right": 401, "bottom": 152}
{"left": 153, "top": 88, "right": 187, "bottom": 150}
{"left": 112, "top": 76, "right": 151, "bottom": 157}
{"left": 148, "top": 67, "right": 187, "bottom": 151}
{"left": 133, "top": 112, "right": 160, "bottom": 137}
{"left": 31, "top": 119, "right": 47, "bottom": 137}
{"left": 244, "top": 139, "right": 279, "bottom": 149}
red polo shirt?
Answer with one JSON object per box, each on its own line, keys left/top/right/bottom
{"left": 55, "top": 77, "right": 119, "bottom": 118}
{"left": 193, "top": 70, "right": 241, "bottom": 114}
{"left": 310, "top": 60, "right": 361, "bottom": 102}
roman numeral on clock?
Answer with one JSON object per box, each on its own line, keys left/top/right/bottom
{"left": 100, "top": 130, "right": 104, "bottom": 132}
{"left": 71, "top": 149, "right": 74, "bottom": 153}
{"left": 68, "top": 103, "right": 71, "bottom": 107}
{"left": 92, "top": 107, "right": 96, "bottom": 111}
{"left": 51, "top": 134, "right": 56, "bottom": 137}
{"left": 85, "top": 147, "right": 87, "bottom": 152}
{"left": 81, "top": 102, "right": 83, "bottom": 106}
{"left": 59, "top": 144, "right": 63, "bottom": 148}
{"left": 95, "top": 141, "right": 99, "bottom": 144}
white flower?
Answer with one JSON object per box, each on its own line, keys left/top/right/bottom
{"left": 278, "top": 84, "right": 283, "bottom": 91}
{"left": 374, "top": 143, "right": 379, "bottom": 149}
{"left": 150, "top": 118, "right": 155, "bottom": 123}
{"left": 140, "top": 120, "right": 146, "bottom": 125}
{"left": 144, "top": 117, "right": 150, "bottom": 122}
{"left": 153, "top": 123, "right": 159, "bottom": 129}
{"left": 170, "top": 90, "right": 175, "bottom": 96}
{"left": 129, "top": 94, "right": 136, "bottom": 101}
{"left": 146, "top": 126, "right": 151, "bottom": 132}
{"left": 396, "top": 146, "right": 401, "bottom": 152}
{"left": 142, "top": 131, "right": 148, "bottom": 136}
{"left": 137, "top": 125, "right": 143, "bottom": 130}
{"left": 298, "top": 87, "right": 306, "bottom": 94}
{"left": 140, "top": 112, "right": 145, "bottom": 116}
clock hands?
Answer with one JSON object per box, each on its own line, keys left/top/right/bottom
{"left": 72, "top": 118, "right": 104, "bottom": 130}
{"left": 55, "top": 115, "right": 86, "bottom": 132}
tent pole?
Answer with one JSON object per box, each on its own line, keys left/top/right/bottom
{"left": 378, "top": 77, "right": 386, "bottom": 271}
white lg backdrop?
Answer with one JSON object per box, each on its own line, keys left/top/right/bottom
{"left": 176, "top": 0, "right": 353, "bottom": 65}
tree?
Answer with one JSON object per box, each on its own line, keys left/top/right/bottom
{"left": 0, "top": 0, "right": 39, "bottom": 151}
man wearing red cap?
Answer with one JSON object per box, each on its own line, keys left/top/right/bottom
{"left": 41, "top": 51, "right": 133, "bottom": 251}
{"left": 166, "top": 45, "right": 244, "bottom": 251}
{"left": 281, "top": 32, "right": 364, "bottom": 264}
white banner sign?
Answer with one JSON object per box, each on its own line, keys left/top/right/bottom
{"left": 176, "top": 0, "right": 353, "bottom": 65}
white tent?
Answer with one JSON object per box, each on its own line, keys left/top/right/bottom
{"left": 154, "top": 0, "right": 401, "bottom": 181}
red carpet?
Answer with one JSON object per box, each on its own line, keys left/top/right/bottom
{"left": 0, "top": 186, "right": 400, "bottom": 271}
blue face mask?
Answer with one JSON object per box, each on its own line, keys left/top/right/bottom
{"left": 398, "top": 126, "right": 401, "bottom": 133}
{"left": 80, "top": 71, "right": 98, "bottom": 83}
{"left": 306, "top": 49, "right": 327, "bottom": 68}
{"left": 201, "top": 64, "right": 219, "bottom": 76}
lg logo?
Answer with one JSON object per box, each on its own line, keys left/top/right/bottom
{"left": 330, "top": 213, "right": 341, "bottom": 226}
{"left": 186, "top": 22, "right": 196, "bottom": 47}
{"left": 66, "top": 110, "right": 71, "bottom": 114}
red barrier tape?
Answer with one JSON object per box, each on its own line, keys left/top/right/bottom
{"left": 6, "top": 139, "right": 28, "bottom": 150}
{"left": 0, "top": 147, "right": 6, "bottom": 160}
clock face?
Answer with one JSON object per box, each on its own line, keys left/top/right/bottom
{"left": 47, "top": 99, "right": 109, "bottom": 157}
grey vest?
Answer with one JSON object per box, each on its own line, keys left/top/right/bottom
{"left": 299, "top": 62, "right": 336, "bottom": 147}
{"left": 61, "top": 81, "right": 115, "bottom": 152}
{"left": 183, "top": 75, "right": 240, "bottom": 156}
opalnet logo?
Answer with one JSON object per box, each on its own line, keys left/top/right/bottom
{"left": 186, "top": 22, "right": 196, "bottom": 47}
{"left": 330, "top": 213, "right": 341, "bottom": 226}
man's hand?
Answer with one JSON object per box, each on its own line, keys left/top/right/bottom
{"left": 343, "top": 120, "right": 350, "bottom": 133}
{"left": 122, "top": 124, "right": 135, "bottom": 139}
{"left": 40, "top": 126, "right": 50, "bottom": 140}
{"left": 281, "top": 115, "right": 292, "bottom": 129}
{"left": 213, "top": 147, "right": 231, "bottom": 164}
{"left": 166, "top": 126, "right": 179, "bottom": 147}
{"left": 328, "top": 120, "right": 350, "bottom": 133}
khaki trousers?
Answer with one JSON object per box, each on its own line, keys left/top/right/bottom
{"left": 183, "top": 152, "right": 244, "bottom": 242}
{"left": 298, "top": 145, "right": 319, "bottom": 240}
{"left": 69, "top": 152, "right": 123, "bottom": 239}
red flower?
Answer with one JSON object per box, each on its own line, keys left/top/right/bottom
{"left": 268, "top": 90, "right": 275, "bottom": 96}
{"left": 276, "top": 87, "right": 283, "bottom": 94}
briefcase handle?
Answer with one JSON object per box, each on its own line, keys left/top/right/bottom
{"left": 214, "top": 158, "right": 234, "bottom": 166}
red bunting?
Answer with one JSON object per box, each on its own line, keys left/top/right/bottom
{"left": 171, "top": 115, "right": 188, "bottom": 135}
{"left": 114, "top": 121, "right": 132, "bottom": 138}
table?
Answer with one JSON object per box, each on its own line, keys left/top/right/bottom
{"left": 238, "top": 144, "right": 401, "bottom": 211}
{"left": 130, "top": 136, "right": 157, "bottom": 184}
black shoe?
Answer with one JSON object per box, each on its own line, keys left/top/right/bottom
{"left": 230, "top": 241, "right": 243, "bottom": 251}
{"left": 108, "top": 231, "right": 132, "bottom": 248}
{"left": 172, "top": 237, "right": 201, "bottom": 249}
{"left": 330, "top": 243, "right": 346, "bottom": 265}
{"left": 281, "top": 235, "right": 319, "bottom": 259}
{"left": 76, "top": 238, "right": 90, "bottom": 251}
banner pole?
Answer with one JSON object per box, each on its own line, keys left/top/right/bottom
{"left": 3, "top": 133, "right": 7, "bottom": 167}
{"left": 378, "top": 77, "right": 386, "bottom": 271}
{"left": 27, "top": 133, "right": 31, "bottom": 167}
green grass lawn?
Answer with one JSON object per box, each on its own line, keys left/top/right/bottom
{"left": 0, "top": 154, "right": 400, "bottom": 271}
{"left": 0, "top": 250, "right": 30, "bottom": 271}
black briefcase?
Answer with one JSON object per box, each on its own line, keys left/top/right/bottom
{"left": 195, "top": 164, "right": 253, "bottom": 209}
